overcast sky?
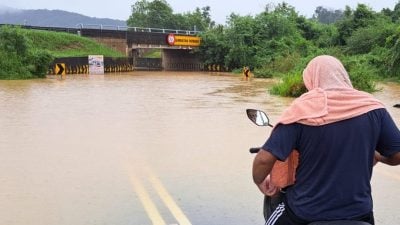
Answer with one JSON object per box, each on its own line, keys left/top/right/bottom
{"left": 0, "top": 0, "right": 398, "bottom": 24}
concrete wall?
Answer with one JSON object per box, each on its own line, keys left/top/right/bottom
{"left": 49, "top": 57, "right": 134, "bottom": 75}
{"left": 90, "top": 37, "right": 128, "bottom": 56}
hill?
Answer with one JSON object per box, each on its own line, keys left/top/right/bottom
{"left": 0, "top": 7, "right": 126, "bottom": 28}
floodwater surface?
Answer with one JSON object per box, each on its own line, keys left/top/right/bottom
{"left": 0, "top": 72, "right": 399, "bottom": 225}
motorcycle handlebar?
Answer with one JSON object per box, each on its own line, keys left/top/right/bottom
{"left": 249, "top": 147, "right": 261, "bottom": 154}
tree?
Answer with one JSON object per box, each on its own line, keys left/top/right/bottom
{"left": 196, "top": 25, "right": 229, "bottom": 66}
{"left": 127, "top": 0, "right": 149, "bottom": 27}
{"left": 178, "top": 6, "right": 215, "bottom": 30}
{"left": 127, "top": 0, "right": 175, "bottom": 28}
{"left": 313, "top": 6, "right": 343, "bottom": 24}
{"left": 392, "top": 1, "right": 400, "bottom": 22}
{"left": 224, "top": 14, "right": 257, "bottom": 69}
{"left": 127, "top": 0, "right": 214, "bottom": 30}
{"left": 346, "top": 16, "right": 396, "bottom": 54}
{"left": 381, "top": 1, "right": 400, "bottom": 22}
{"left": 335, "top": 4, "right": 376, "bottom": 45}
{"left": 353, "top": 4, "right": 375, "bottom": 28}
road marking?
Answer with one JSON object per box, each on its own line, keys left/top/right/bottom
{"left": 129, "top": 172, "right": 166, "bottom": 225}
{"left": 375, "top": 167, "right": 400, "bottom": 181}
{"left": 126, "top": 163, "right": 193, "bottom": 225}
{"left": 148, "top": 173, "right": 193, "bottom": 225}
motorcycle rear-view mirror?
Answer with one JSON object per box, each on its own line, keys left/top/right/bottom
{"left": 246, "top": 109, "right": 273, "bottom": 127}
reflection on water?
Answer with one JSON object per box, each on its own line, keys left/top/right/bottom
{"left": 0, "top": 72, "right": 399, "bottom": 225}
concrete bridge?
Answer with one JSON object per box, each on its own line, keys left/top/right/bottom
{"left": 0, "top": 23, "right": 208, "bottom": 71}
{"left": 7, "top": 24, "right": 204, "bottom": 71}
{"left": 78, "top": 25, "right": 202, "bottom": 71}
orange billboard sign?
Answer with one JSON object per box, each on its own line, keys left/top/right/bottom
{"left": 166, "top": 34, "right": 201, "bottom": 47}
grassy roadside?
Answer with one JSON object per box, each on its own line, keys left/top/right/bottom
{"left": 24, "top": 29, "right": 124, "bottom": 58}
{"left": 0, "top": 26, "right": 124, "bottom": 79}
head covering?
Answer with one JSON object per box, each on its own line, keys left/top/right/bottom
{"left": 279, "top": 55, "right": 384, "bottom": 126}
{"left": 270, "top": 55, "right": 385, "bottom": 188}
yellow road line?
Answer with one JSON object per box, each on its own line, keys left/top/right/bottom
{"left": 148, "top": 173, "right": 192, "bottom": 225}
{"left": 375, "top": 167, "right": 400, "bottom": 181}
{"left": 129, "top": 172, "right": 166, "bottom": 225}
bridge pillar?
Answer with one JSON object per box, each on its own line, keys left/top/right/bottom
{"left": 162, "top": 49, "right": 202, "bottom": 71}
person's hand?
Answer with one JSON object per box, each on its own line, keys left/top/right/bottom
{"left": 257, "top": 175, "right": 279, "bottom": 196}
{"left": 373, "top": 151, "right": 381, "bottom": 166}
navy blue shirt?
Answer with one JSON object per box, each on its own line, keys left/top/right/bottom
{"left": 262, "top": 108, "right": 400, "bottom": 221}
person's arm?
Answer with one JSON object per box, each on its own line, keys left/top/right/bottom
{"left": 375, "top": 151, "right": 400, "bottom": 166}
{"left": 254, "top": 124, "right": 298, "bottom": 195}
{"left": 253, "top": 149, "right": 278, "bottom": 195}
{"left": 252, "top": 149, "right": 277, "bottom": 185}
{"left": 376, "top": 109, "right": 400, "bottom": 165}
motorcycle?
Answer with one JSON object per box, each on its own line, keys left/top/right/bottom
{"left": 246, "top": 109, "right": 371, "bottom": 225}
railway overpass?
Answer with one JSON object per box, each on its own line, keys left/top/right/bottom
{"left": 79, "top": 26, "right": 202, "bottom": 71}
{"left": 2, "top": 24, "right": 208, "bottom": 71}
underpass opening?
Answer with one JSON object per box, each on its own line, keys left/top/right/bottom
{"left": 162, "top": 49, "right": 202, "bottom": 71}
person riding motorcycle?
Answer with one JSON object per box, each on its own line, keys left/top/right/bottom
{"left": 252, "top": 55, "right": 400, "bottom": 225}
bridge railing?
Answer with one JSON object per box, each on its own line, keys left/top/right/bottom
{"left": 1, "top": 23, "right": 200, "bottom": 35}
{"left": 75, "top": 23, "right": 200, "bottom": 35}
{"left": 0, "top": 23, "right": 79, "bottom": 34}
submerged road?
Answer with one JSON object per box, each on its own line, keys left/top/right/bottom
{"left": 0, "top": 72, "right": 399, "bottom": 224}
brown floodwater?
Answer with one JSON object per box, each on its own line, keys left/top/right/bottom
{"left": 0, "top": 71, "right": 399, "bottom": 225}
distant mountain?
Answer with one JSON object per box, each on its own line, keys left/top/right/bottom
{"left": 0, "top": 7, "right": 126, "bottom": 28}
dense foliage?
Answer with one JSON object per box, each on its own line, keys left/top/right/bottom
{"left": 127, "top": 0, "right": 214, "bottom": 31}
{"left": 0, "top": 26, "right": 53, "bottom": 79}
{"left": 0, "top": 26, "right": 123, "bottom": 80}
{"left": 193, "top": 2, "right": 400, "bottom": 96}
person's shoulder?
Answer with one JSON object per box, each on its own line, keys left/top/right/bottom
{"left": 364, "top": 108, "right": 397, "bottom": 127}
{"left": 366, "top": 108, "right": 389, "bottom": 117}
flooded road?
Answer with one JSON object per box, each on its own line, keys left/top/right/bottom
{"left": 0, "top": 72, "right": 399, "bottom": 225}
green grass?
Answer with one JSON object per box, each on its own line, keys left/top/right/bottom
{"left": 22, "top": 29, "right": 125, "bottom": 57}
{"left": 0, "top": 26, "right": 125, "bottom": 79}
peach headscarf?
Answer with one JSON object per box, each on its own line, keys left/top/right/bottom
{"left": 270, "top": 55, "right": 385, "bottom": 188}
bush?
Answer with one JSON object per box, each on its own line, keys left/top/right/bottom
{"left": 0, "top": 50, "right": 32, "bottom": 79}
{"left": 253, "top": 67, "right": 274, "bottom": 78}
{"left": 387, "top": 28, "right": 400, "bottom": 78}
{"left": 345, "top": 19, "right": 397, "bottom": 54}
{"left": 0, "top": 26, "right": 55, "bottom": 79}
{"left": 0, "top": 26, "right": 28, "bottom": 57}
{"left": 270, "top": 71, "right": 307, "bottom": 97}
{"left": 26, "top": 49, "right": 54, "bottom": 78}
{"left": 253, "top": 53, "right": 301, "bottom": 78}
{"left": 269, "top": 53, "right": 378, "bottom": 97}
{"left": 342, "top": 55, "right": 378, "bottom": 92}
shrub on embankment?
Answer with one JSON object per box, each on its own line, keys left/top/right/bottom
{"left": 0, "top": 26, "right": 124, "bottom": 80}
{"left": 269, "top": 52, "right": 379, "bottom": 97}
{"left": 0, "top": 26, "right": 53, "bottom": 79}
{"left": 197, "top": 3, "right": 400, "bottom": 97}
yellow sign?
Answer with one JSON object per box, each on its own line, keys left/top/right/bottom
{"left": 167, "top": 34, "right": 201, "bottom": 47}
{"left": 55, "top": 63, "right": 66, "bottom": 75}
